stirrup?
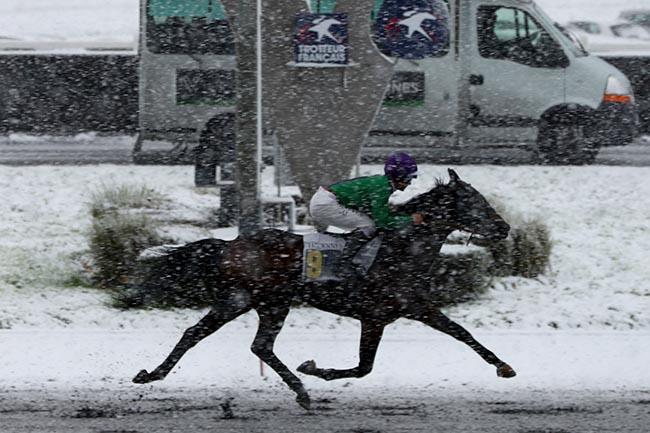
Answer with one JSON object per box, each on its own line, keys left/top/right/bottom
{"left": 337, "top": 233, "right": 369, "bottom": 279}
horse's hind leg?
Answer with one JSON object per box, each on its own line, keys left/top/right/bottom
{"left": 133, "top": 304, "right": 250, "bottom": 384}
{"left": 250, "top": 308, "right": 311, "bottom": 410}
{"left": 297, "top": 319, "right": 385, "bottom": 381}
{"left": 405, "top": 308, "right": 516, "bottom": 378}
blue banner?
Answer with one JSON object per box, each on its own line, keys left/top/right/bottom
{"left": 295, "top": 13, "right": 349, "bottom": 65}
{"left": 375, "top": 0, "right": 450, "bottom": 59}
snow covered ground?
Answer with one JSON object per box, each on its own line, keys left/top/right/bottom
{"left": 0, "top": 161, "right": 649, "bottom": 428}
{"left": 1, "top": 164, "right": 649, "bottom": 332}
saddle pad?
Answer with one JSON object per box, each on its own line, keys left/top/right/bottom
{"left": 302, "top": 232, "right": 346, "bottom": 282}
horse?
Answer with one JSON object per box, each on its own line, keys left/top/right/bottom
{"left": 132, "top": 169, "right": 516, "bottom": 409}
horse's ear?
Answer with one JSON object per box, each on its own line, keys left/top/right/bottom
{"left": 448, "top": 168, "right": 460, "bottom": 184}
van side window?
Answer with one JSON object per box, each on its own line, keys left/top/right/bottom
{"left": 477, "top": 6, "right": 568, "bottom": 68}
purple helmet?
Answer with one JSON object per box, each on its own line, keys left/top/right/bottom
{"left": 384, "top": 152, "right": 419, "bottom": 181}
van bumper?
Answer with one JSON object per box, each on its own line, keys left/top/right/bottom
{"left": 592, "top": 102, "right": 639, "bottom": 146}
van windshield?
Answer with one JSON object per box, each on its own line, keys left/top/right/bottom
{"left": 146, "top": 0, "right": 234, "bottom": 54}
{"left": 530, "top": 3, "right": 587, "bottom": 58}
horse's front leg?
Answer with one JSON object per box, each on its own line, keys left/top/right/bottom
{"left": 251, "top": 307, "right": 313, "bottom": 410}
{"left": 297, "top": 319, "right": 385, "bottom": 381}
{"left": 404, "top": 307, "right": 516, "bottom": 378}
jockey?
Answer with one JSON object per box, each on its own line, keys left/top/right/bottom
{"left": 309, "top": 152, "right": 424, "bottom": 276}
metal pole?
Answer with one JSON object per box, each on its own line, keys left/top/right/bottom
{"left": 226, "top": 0, "right": 262, "bottom": 236}
{"left": 256, "top": 0, "right": 263, "bottom": 204}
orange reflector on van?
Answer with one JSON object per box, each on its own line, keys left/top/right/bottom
{"left": 603, "top": 94, "right": 632, "bottom": 103}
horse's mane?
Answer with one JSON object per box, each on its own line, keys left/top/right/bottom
{"left": 396, "top": 177, "right": 451, "bottom": 215}
{"left": 433, "top": 176, "right": 448, "bottom": 188}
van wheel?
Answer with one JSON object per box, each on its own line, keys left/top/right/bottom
{"left": 194, "top": 116, "right": 236, "bottom": 186}
{"left": 196, "top": 115, "right": 236, "bottom": 167}
{"left": 538, "top": 122, "right": 599, "bottom": 165}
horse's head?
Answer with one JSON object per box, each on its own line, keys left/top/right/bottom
{"left": 401, "top": 169, "right": 510, "bottom": 241}
{"left": 446, "top": 169, "right": 510, "bottom": 240}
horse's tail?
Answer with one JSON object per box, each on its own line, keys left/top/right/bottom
{"left": 119, "top": 238, "right": 227, "bottom": 309}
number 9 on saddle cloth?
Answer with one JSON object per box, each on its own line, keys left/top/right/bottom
{"left": 302, "top": 232, "right": 383, "bottom": 282}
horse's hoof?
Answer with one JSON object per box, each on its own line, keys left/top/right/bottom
{"left": 297, "top": 360, "right": 318, "bottom": 375}
{"left": 497, "top": 363, "right": 517, "bottom": 378}
{"left": 296, "top": 392, "right": 311, "bottom": 410}
{"left": 133, "top": 369, "right": 153, "bottom": 384}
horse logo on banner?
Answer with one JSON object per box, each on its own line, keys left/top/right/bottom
{"left": 375, "top": 0, "right": 450, "bottom": 59}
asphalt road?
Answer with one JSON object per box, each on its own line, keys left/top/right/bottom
{"left": 1, "top": 135, "right": 650, "bottom": 166}
{"left": 597, "top": 137, "right": 650, "bottom": 166}
{"left": 0, "top": 135, "right": 136, "bottom": 165}
{"left": 2, "top": 386, "right": 648, "bottom": 433}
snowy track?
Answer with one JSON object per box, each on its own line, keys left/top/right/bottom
{"left": 1, "top": 329, "right": 649, "bottom": 432}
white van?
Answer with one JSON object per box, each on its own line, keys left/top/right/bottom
{"left": 135, "top": 0, "right": 638, "bottom": 167}
{"left": 367, "top": 0, "right": 638, "bottom": 164}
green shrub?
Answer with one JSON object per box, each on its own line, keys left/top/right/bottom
{"left": 511, "top": 219, "right": 552, "bottom": 277}
{"left": 87, "top": 184, "right": 166, "bottom": 288}
{"left": 434, "top": 196, "right": 553, "bottom": 304}
{"left": 430, "top": 250, "right": 491, "bottom": 306}
{"left": 481, "top": 195, "right": 552, "bottom": 278}
{"left": 486, "top": 218, "right": 552, "bottom": 278}
{"left": 89, "top": 212, "right": 162, "bottom": 288}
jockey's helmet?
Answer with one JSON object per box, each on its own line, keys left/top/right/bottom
{"left": 384, "top": 152, "right": 419, "bottom": 181}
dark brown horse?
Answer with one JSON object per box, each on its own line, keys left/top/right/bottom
{"left": 132, "top": 169, "right": 516, "bottom": 409}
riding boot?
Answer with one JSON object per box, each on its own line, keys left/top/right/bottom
{"left": 338, "top": 230, "right": 371, "bottom": 280}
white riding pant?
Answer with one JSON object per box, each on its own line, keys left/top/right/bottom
{"left": 309, "top": 187, "right": 375, "bottom": 235}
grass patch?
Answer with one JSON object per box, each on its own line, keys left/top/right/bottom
{"left": 431, "top": 250, "right": 492, "bottom": 306}
{"left": 61, "top": 273, "right": 94, "bottom": 289}
{"left": 89, "top": 183, "right": 166, "bottom": 219}
{"left": 488, "top": 219, "right": 552, "bottom": 278}
{"left": 87, "top": 184, "right": 167, "bottom": 289}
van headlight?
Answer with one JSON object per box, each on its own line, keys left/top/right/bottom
{"left": 604, "top": 75, "right": 634, "bottom": 103}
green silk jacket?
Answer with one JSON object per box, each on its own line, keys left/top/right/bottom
{"left": 329, "top": 175, "right": 412, "bottom": 229}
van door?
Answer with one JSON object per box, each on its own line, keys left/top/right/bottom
{"left": 463, "top": 3, "right": 568, "bottom": 147}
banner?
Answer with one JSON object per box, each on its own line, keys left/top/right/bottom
{"left": 383, "top": 72, "right": 425, "bottom": 106}
{"left": 295, "top": 13, "right": 349, "bottom": 66}
{"left": 375, "top": 0, "right": 450, "bottom": 60}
